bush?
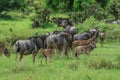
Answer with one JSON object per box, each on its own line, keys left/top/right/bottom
{"left": 84, "top": 56, "right": 117, "bottom": 69}
{"left": 69, "top": 2, "right": 108, "bottom": 24}
{"left": 0, "top": 0, "right": 26, "bottom": 14}
{"left": 107, "top": 0, "right": 120, "bottom": 20}
{"left": 0, "top": 34, "right": 27, "bottom": 47}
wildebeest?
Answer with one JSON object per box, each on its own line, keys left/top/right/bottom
{"left": 46, "top": 32, "right": 72, "bottom": 57}
{"left": 13, "top": 39, "right": 38, "bottom": 63}
{"left": 41, "top": 48, "right": 53, "bottom": 64}
{"left": 0, "top": 43, "right": 10, "bottom": 57}
{"left": 53, "top": 25, "right": 78, "bottom": 35}
{"left": 99, "top": 31, "right": 105, "bottom": 47}
{"left": 74, "top": 42, "right": 96, "bottom": 60}
{"left": 13, "top": 34, "right": 48, "bottom": 63}
{"left": 74, "top": 31, "right": 92, "bottom": 40}
{"left": 74, "top": 27, "right": 98, "bottom": 41}
{"left": 51, "top": 17, "right": 72, "bottom": 28}
{"left": 72, "top": 37, "right": 94, "bottom": 49}
{"left": 63, "top": 25, "right": 78, "bottom": 35}
{"left": 32, "top": 19, "right": 39, "bottom": 28}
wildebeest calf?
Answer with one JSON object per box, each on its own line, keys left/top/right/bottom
{"left": 41, "top": 48, "right": 53, "bottom": 64}
{"left": 72, "top": 37, "right": 94, "bottom": 49}
{"left": 74, "top": 42, "right": 96, "bottom": 60}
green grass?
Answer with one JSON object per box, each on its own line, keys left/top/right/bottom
{"left": 0, "top": 18, "right": 120, "bottom": 80}
{"left": 0, "top": 18, "right": 56, "bottom": 37}
{"left": 0, "top": 18, "right": 58, "bottom": 45}
{"left": 0, "top": 43, "right": 120, "bottom": 80}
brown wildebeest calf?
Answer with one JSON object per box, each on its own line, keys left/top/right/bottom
{"left": 99, "top": 31, "right": 105, "bottom": 47}
{"left": 0, "top": 43, "right": 10, "bottom": 57}
{"left": 72, "top": 37, "right": 94, "bottom": 49}
{"left": 74, "top": 42, "right": 96, "bottom": 60}
{"left": 41, "top": 48, "right": 53, "bottom": 64}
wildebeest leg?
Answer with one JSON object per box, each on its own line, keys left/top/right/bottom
{"left": 75, "top": 52, "right": 79, "bottom": 60}
{"left": 101, "top": 40, "right": 104, "bottom": 47}
{"left": 41, "top": 55, "right": 44, "bottom": 63}
{"left": 75, "top": 50, "right": 80, "bottom": 60}
{"left": 19, "top": 53, "right": 24, "bottom": 62}
{"left": 64, "top": 46, "right": 69, "bottom": 58}
{"left": 57, "top": 46, "right": 62, "bottom": 58}
{"left": 15, "top": 52, "right": 18, "bottom": 61}
{"left": 85, "top": 51, "right": 90, "bottom": 57}
{"left": 41, "top": 51, "right": 45, "bottom": 63}
{"left": 46, "top": 56, "right": 49, "bottom": 64}
{"left": 58, "top": 48, "right": 62, "bottom": 58}
{"left": 32, "top": 50, "right": 38, "bottom": 63}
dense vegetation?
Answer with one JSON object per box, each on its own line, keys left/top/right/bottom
{"left": 0, "top": 0, "right": 120, "bottom": 80}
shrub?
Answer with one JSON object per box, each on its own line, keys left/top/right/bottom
{"left": 0, "top": 34, "right": 27, "bottom": 47}
{"left": 84, "top": 56, "right": 117, "bottom": 69}
{"left": 0, "top": 0, "right": 27, "bottom": 17}
{"left": 107, "top": 0, "right": 120, "bottom": 20}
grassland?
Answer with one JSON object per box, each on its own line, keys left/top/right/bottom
{"left": 0, "top": 18, "right": 120, "bottom": 80}
{"left": 0, "top": 43, "right": 120, "bottom": 80}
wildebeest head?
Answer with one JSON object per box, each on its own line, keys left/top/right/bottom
{"left": 89, "top": 27, "right": 99, "bottom": 40}
{"left": 63, "top": 26, "right": 78, "bottom": 35}
{"left": 3, "top": 47, "right": 10, "bottom": 58}
{"left": 13, "top": 41, "right": 20, "bottom": 53}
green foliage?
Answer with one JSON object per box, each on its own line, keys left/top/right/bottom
{"left": 93, "top": 7, "right": 108, "bottom": 21}
{"left": 69, "top": 2, "right": 108, "bottom": 23}
{"left": 107, "top": 0, "right": 120, "bottom": 20}
{"left": 46, "top": 0, "right": 74, "bottom": 12}
{"left": 73, "top": 0, "right": 83, "bottom": 11}
{"left": 85, "top": 56, "right": 117, "bottom": 69}
{"left": 73, "top": 0, "right": 96, "bottom": 11}
{"left": 0, "top": 0, "right": 26, "bottom": 14}
{"left": 96, "top": 0, "right": 110, "bottom": 8}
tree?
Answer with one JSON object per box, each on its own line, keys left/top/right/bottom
{"left": 96, "top": 0, "right": 110, "bottom": 8}
{"left": 108, "top": 0, "right": 120, "bottom": 20}
{"left": 0, "top": 0, "right": 26, "bottom": 14}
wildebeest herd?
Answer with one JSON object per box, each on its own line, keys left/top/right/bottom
{"left": 0, "top": 18, "right": 106, "bottom": 64}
